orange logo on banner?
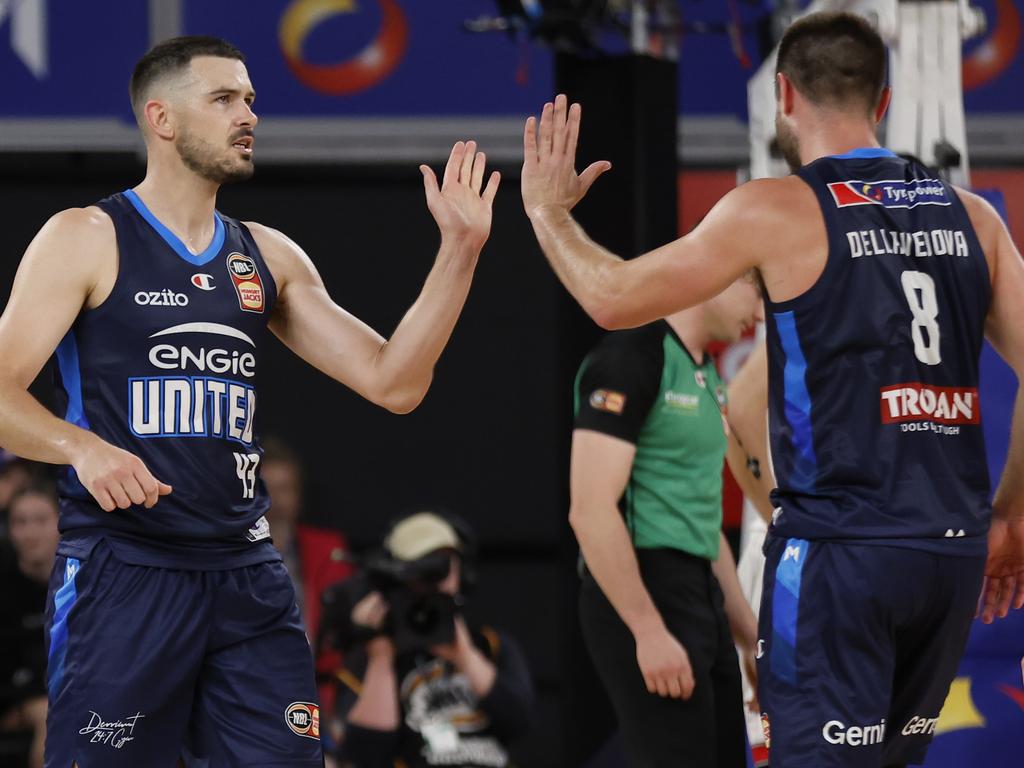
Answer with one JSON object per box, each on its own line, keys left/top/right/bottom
{"left": 279, "top": 0, "right": 409, "bottom": 96}
{"left": 963, "top": 0, "right": 1021, "bottom": 91}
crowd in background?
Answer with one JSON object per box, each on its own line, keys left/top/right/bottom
{"left": 0, "top": 441, "right": 535, "bottom": 768}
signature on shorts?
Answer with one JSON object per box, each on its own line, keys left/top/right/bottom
{"left": 78, "top": 711, "right": 145, "bottom": 749}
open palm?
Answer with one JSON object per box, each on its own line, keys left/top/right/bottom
{"left": 421, "top": 141, "right": 500, "bottom": 251}
{"left": 521, "top": 93, "right": 611, "bottom": 218}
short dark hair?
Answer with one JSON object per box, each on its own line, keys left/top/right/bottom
{"left": 130, "top": 35, "right": 245, "bottom": 118}
{"left": 776, "top": 12, "right": 887, "bottom": 113}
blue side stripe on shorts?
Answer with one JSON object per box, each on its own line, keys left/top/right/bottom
{"left": 48, "top": 558, "right": 81, "bottom": 700}
{"left": 771, "top": 538, "right": 809, "bottom": 685}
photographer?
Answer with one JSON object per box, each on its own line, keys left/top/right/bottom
{"left": 333, "top": 511, "right": 533, "bottom": 768}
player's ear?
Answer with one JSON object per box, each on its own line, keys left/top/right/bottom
{"left": 776, "top": 73, "right": 796, "bottom": 117}
{"left": 144, "top": 99, "right": 175, "bottom": 141}
{"left": 874, "top": 86, "right": 892, "bottom": 125}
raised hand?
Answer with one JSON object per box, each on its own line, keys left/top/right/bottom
{"left": 72, "top": 435, "right": 172, "bottom": 512}
{"left": 420, "top": 141, "right": 500, "bottom": 252}
{"left": 521, "top": 93, "right": 612, "bottom": 219}
{"left": 979, "top": 516, "right": 1024, "bottom": 623}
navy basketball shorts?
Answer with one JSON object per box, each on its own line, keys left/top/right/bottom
{"left": 756, "top": 534, "right": 985, "bottom": 768}
{"left": 43, "top": 540, "right": 323, "bottom": 768}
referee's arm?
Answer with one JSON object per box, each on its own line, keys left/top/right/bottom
{"left": 570, "top": 430, "right": 694, "bottom": 700}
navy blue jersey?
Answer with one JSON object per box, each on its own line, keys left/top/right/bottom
{"left": 766, "top": 149, "right": 991, "bottom": 555}
{"left": 54, "top": 190, "right": 280, "bottom": 568}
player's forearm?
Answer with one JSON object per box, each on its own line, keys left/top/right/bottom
{"left": 725, "top": 430, "right": 774, "bottom": 524}
{"left": 569, "top": 501, "right": 665, "bottom": 637}
{"left": 993, "top": 388, "right": 1024, "bottom": 520}
{"left": 527, "top": 205, "right": 629, "bottom": 329}
{"left": 347, "top": 653, "right": 400, "bottom": 731}
{"left": 372, "top": 237, "right": 478, "bottom": 413}
{"left": 712, "top": 532, "right": 758, "bottom": 649}
{"left": 0, "top": 382, "right": 94, "bottom": 466}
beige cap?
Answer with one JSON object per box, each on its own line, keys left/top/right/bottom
{"left": 384, "top": 512, "right": 462, "bottom": 561}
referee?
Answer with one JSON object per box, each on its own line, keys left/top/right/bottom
{"left": 571, "top": 274, "right": 763, "bottom": 767}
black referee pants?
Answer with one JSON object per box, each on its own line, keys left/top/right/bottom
{"left": 579, "top": 547, "right": 748, "bottom": 768}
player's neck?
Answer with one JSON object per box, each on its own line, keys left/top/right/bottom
{"left": 799, "top": 117, "right": 882, "bottom": 166}
{"left": 666, "top": 308, "right": 708, "bottom": 365}
{"left": 133, "top": 164, "right": 221, "bottom": 254}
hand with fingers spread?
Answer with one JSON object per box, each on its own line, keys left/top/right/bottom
{"left": 979, "top": 516, "right": 1024, "bottom": 623}
{"left": 420, "top": 140, "right": 500, "bottom": 252}
{"left": 521, "top": 93, "right": 612, "bottom": 219}
{"left": 634, "top": 622, "right": 696, "bottom": 700}
{"left": 71, "top": 434, "right": 172, "bottom": 512}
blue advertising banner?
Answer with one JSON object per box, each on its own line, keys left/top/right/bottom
{"left": 181, "top": 0, "right": 553, "bottom": 116}
{"left": 1, "top": 1, "right": 1020, "bottom": 119}
{"left": 0, "top": 0, "right": 147, "bottom": 118}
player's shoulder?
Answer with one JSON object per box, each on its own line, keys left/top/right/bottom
{"left": 950, "top": 185, "right": 1003, "bottom": 230}
{"left": 950, "top": 186, "right": 1006, "bottom": 273}
{"left": 733, "top": 175, "right": 811, "bottom": 204}
{"left": 41, "top": 205, "right": 114, "bottom": 243}
{"left": 25, "top": 206, "right": 114, "bottom": 273}
{"left": 242, "top": 220, "right": 301, "bottom": 254}
{"left": 241, "top": 220, "right": 315, "bottom": 284}
{"left": 714, "top": 175, "right": 816, "bottom": 227}
{"left": 703, "top": 176, "right": 819, "bottom": 257}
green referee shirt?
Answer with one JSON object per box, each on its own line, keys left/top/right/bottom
{"left": 573, "top": 321, "right": 728, "bottom": 560}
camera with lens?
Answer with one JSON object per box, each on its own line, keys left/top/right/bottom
{"left": 319, "top": 511, "right": 476, "bottom": 655}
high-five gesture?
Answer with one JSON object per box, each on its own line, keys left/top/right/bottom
{"left": 522, "top": 93, "right": 612, "bottom": 219}
{"left": 421, "top": 141, "right": 500, "bottom": 251}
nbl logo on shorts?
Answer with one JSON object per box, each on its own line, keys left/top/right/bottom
{"left": 284, "top": 702, "right": 320, "bottom": 740}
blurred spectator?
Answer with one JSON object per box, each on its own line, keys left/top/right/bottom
{"left": 0, "top": 484, "right": 59, "bottom": 768}
{"left": 0, "top": 451, "right": 33, "bottom": 537}
{"left": 334, "top": 511, "right": 534, "bottom": 767}
{"left": 261, "top": 438, "right": 354, "bottom": 726}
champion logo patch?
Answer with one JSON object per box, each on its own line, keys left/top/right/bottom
{"left": 226, "top": 252, "right": 264, "bottom": 313}
{"left": 284, "top": 702, "right": 319, "bottom": 739}
{"left": 191, "top": 273, "right": 216, "bottom": 291}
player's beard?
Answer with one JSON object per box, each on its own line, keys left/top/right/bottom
{"left": 176, "top": 125, "right": 254, "bottom": 185}
{"left": 774, "top": 114, "right": 802, "bottom": 173}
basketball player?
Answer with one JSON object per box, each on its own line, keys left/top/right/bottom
{"left": 0, "top": 37, "right": 499, "bottom": 767}
{"left": 521, "top": 12, "right": 1024, "bottom": 768}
